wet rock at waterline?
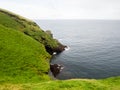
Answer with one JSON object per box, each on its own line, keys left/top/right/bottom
{"left": 45, "top": 44, "right": 67, "bottom": 55}
{"left": 50, "top": 64, "right": 64, "bottom": 77}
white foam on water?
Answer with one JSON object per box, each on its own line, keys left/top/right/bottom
{"left": 65, "top": 46, "right": 70, "bottom": 51}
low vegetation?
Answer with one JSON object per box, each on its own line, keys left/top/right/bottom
{"left": 0, "top": 76, "right": 120, "bottom": 90}
{"left": 0, "top": 8, "right": 120, "bottom": 90}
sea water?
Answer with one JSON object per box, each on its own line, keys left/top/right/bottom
{"left": 35, "top": 20, "right": 120, "bottom": 79}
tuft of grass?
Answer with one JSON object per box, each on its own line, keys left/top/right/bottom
{"left": 0, "top": 24, "right": 51, "bottom": 83}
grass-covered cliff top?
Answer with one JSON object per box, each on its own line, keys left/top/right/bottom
{"left": 0, "top": 8, "right": 120, "bottom": 90}
{"left": 0, "top": 8, "right": 60, "bottom": 50}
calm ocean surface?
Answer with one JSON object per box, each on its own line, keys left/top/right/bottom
{"left": 35, "top": 20, "right": 120, "bottom": 79}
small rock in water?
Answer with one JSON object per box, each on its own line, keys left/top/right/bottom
{"left": 50, "top": 64, "right": 64, "bottom": 77}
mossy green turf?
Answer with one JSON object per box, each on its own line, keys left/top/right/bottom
{"left": 0, "top": 8, "right": 120, "bottom": 90}
{"left": 0, "top": 25, "right": 51, "bottom": 83}
{"left": 0, "top": 12, "right": 23, "bottom": 30}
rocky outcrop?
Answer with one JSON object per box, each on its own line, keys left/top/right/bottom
{"left": 50, "top": 64, "right": 64, "bottom": 77}
{"left": 45, "top": 44, "right": 67, "bottom": 55}
{"left": 43, "top": 31, "right": 67, "bottom": 55}
{"left": 53, "top": 43, "right": 67, "bottom": 53}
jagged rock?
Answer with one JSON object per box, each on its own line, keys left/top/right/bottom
{"left": 50, "top": 64, "right": 64, "bottom": 77}
{"left": 45, "top": 44, "right": 67, "bottom": 55}
{"left": 53, "top": 44, "right": 67, "bottom": 53}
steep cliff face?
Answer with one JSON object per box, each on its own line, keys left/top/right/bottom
{"left": 0, "top": 8, "right": 65, "bottom": 83}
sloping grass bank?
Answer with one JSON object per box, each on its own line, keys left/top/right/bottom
{"left": 0, "top": 8, "right": 64, "bottom": 83}
{"left": 0, "top": 25, "right": 51, "bottom": 83}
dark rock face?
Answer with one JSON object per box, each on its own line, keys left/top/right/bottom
{"left": 53, "top": 44, "right": 67, "bottom": 53}
{"left": 45, "top": 44, "right": 67, "bottom": 55}
{"left": 50, "top": 64, "right": 64, "bottom": 77}
{"left": 45, "top": 46, "right": 54, "bottom": 55}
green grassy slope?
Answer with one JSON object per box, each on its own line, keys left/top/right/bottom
{"left": 0, "top": 9, "right": 59, "bottom": 50}
{"left": 0, "top": 76, "right": 120, "bottom": 90}
{"left": 0, "top": 25, "right": 51, "bottom": 83}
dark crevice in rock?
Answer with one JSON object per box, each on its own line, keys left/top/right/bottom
{"left": 45, "top": 46, "right": 54, "bottom": 55}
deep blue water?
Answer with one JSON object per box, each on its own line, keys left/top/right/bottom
{"left": 35, "top": 20, "right": 120, "bottom": 79}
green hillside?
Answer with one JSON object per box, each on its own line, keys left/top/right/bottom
{"left": 0, "top": 9, "right": 65, "bottom": 54}
{"left": 0, "top": 25, "right": 51, "bottom": 83}
{"left": 0, "top": 8, "right": 63, "bottom": 83}
{"left": 0, "top": 8, "right": 120, "bottom": 90}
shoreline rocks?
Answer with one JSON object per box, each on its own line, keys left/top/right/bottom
{"left": 50, "top": 64, "right": 64, "bottom": 77}
{"left": 53, "top": 44, "right": 67, "bottom": 53}
{"left": 45, "top": 30, "right": 67, "bottom": 55}
{"left": 45, "top": 40, "right": 67, "bottom": 55}
{"left": 45, "top": 30, "right": 66, "bottom": 77}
